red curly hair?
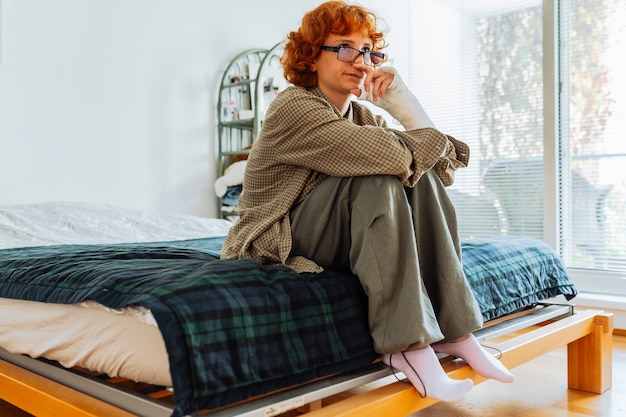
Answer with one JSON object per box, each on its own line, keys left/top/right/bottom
{"left": 281, "top": 1, "right": 387, "bottom": 88}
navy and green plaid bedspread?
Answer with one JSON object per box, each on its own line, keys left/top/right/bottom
{"left": 0, "top": 236, "right": 576, "bottom": 416}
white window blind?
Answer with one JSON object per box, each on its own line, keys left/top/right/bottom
{"left": 386, "top": 0, "right": 546, "bottom": 240}
{"left": 374, "top": 0, "right": 626, "bottom": 278}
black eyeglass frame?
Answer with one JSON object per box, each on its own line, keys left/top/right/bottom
{"left": 319, "top": 45, "right": 386, "bottom": 66}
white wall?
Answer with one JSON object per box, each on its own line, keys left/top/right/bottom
{"left": 0, "top": 0, "right": 324, "bottom": 217}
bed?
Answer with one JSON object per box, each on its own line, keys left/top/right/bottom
{"left": 0, "top": 202, "right": 613, "bottom": 417}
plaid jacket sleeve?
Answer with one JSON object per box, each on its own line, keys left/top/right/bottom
{"left": 262, "top": 87, "right": 455, "bottom": 187}
{"left": 433, "top": 135, "right": 470, "bottom": 186}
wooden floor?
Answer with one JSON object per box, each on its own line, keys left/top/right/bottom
{"left": 1, "top": 334, "right": 624, "bottom": 417}
{"left": 411, "top": 333, "right": 626, "bottom": 417}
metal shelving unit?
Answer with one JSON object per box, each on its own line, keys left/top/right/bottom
{"left": 216, "top": 42, "right": 286, "bottom": 220}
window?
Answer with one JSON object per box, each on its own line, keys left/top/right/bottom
{"left": 559, "top": 0, "right": 626, "bottom": 275}
{"left": 368, "top": 0, "right": 626, "bottom": 293}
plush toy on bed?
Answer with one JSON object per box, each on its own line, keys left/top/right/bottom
{"left": 214, "top": 160, "right": 247, "bottom": 205}
{"left": 214, "top": 146, "right": 251, "bottom": 206}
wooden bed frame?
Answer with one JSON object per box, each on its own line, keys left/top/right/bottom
{"left": 0, "top": 304, "right": 613, "bottom": 417}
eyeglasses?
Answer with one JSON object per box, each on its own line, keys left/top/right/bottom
{"left": 319, "top": 45, "right": 386, "bottom": 66}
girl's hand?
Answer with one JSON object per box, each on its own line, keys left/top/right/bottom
{"left": 351, "top": 63, "right": 394, "bottom": 101}
{"left": 353, "top": 65, "right": 435, "bottom": 130}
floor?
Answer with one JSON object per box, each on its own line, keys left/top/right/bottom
{"left": 410, "top": 333, "right": 626, "bottom": 417}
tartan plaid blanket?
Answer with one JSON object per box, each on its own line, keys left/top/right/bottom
{"left": 461, "top": 237, "right": 576, "bottom": 320}
{"left": 0, "top": 236, "right": 576, "bottom": 416}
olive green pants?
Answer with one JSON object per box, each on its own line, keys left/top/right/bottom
{"left": 289, "top": 171, "right": 483, "bottom": 354}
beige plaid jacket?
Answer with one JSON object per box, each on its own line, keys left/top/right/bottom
{"left": 221, "top": 86, "right": 469, "bottom": 272}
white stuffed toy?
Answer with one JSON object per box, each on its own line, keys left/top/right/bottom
{"left": 214, "top": 160, "right": 247, "bottom": 198}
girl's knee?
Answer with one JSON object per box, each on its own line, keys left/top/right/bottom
{"left": 350, "top": 175, "right": 407, "bottom": 206}
{"left": 354, "top": 175, "right": 403, "bottom": 192}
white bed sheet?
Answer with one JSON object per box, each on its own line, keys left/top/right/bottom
{"left": 0, "top": 201, "right": 232, "bottom": 249}
{"left": 0, "top": 201, "right": 233, "bottom": 386}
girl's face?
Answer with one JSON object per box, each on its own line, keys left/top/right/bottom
{"left": 312, "top": 30, "right": 373, "bottom": 111}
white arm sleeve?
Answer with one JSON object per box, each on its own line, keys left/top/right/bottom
{"left": 358, "top": 66, "right": 434, "bottom": 131}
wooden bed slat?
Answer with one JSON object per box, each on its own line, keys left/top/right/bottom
{"left": 299, "top": 309, "right": 612, "bottom": 417}
{"left": 0, "top": 358, "right": 137, "bottom": 417}
{"left": 0, "top": 348, "right": 173, "bottom": 417}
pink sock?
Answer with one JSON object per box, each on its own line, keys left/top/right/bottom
{"left": 433, "top": 334, "right": 515, "bottom": 383}
{"left": 382, "top": 346, "right": 473, "bottom": 402}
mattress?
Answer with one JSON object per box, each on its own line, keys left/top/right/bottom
{"left": 0, "top": 297, "right": 171, "bottom": 386}
{"left": 0, "top": 202, "right": 578, "bottom": 417}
